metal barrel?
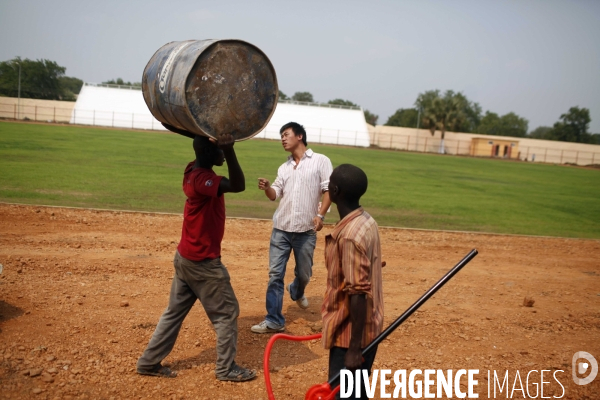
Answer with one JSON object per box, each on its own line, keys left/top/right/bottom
{"left": 142, "top": 39, "right": 278, "bottom": 141}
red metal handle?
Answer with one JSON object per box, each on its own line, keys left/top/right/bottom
{"left": 263, "top": 333, "right": 323, "bottom": 400}
{"left": 305, "top": 382, "right": 340, "bottom": 400}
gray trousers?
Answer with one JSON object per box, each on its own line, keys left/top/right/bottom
{"left": 137, "top": 251, "right": 239, "bottom": 377}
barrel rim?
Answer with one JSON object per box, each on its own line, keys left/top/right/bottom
{"left": 183, "top": 38, "right": 279, "bottom": 141}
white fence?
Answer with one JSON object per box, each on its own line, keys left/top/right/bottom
{"left": 70, "top": 108, "right": 166, "bottom": 130}
{"left": 1, "top": 97, "right": 598, "bottom": 165}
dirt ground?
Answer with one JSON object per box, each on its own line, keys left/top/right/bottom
{"left": 1, "top": 203, "right": 599, "bottom": 400}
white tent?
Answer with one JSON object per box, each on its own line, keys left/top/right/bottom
{"left": 71, "top": 84, "right": 370, "bottom": 147}
{"left": 256, "top": 102, "right": 370, "bottom": 147}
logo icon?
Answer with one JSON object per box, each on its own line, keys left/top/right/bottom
{"left": 158, "top": 42, "right": 190, "bottom": 93}
{"left": 572, "top": 351, "right": 598, "bottom": 385}
{"left": 205, "top": 180, "right": 213, "bottom": 187}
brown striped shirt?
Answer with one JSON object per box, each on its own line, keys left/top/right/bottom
{"left": 321, "top": 207, "right": 383, "bottom": 349}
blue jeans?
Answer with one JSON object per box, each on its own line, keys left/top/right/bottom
{"left": 265, "top": 228, "right": 317, "bottom": 327}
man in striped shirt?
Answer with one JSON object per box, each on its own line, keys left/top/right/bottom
{"left": 322, "top": 164, "right": 383, "bottom": 399}
{"left": 251, "top": 122, "right": 333, "bottom": 333}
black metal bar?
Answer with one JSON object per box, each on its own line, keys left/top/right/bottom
{"left": 327, "top": 248, "right": 478, "bottom": 387}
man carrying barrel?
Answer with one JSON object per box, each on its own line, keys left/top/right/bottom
{"left": 136, "top": 125, "right": 256, "bottom": 382}
{"left": 251, "top": 122, "right": 333, "bottom": 333}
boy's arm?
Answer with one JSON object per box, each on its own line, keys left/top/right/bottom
{"left": 258, "top": 166, "right": 283, "bottom": 201}
{"left": 340, "top": 238, "right": 371, "bottom": 370}
{"left": 314, "top": 156, "right": 334, "bottom": 230}
{"left": 218, "top": 134, "right": 245, "bottom": 195}
{"left": 345, "top": 294, "right": 367, "bottom": 370}
{"left": 313, "top": 191, "right": 332, "bottom": 231}
{"left": 258, "top": 178, "right": 277, "bottom": 200}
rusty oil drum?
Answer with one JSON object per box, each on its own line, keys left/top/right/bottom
{"left": 142, "top": 39, "right": 278, "bottom": 140}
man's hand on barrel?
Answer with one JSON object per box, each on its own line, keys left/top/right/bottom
{"left": 161, "top": 123, "right": 196, "bottom": 139}
{"left": 216, "top": 133, "right": 235, "bottom": 151}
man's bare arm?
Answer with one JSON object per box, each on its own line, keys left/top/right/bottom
{"left": 258, "top": 178, "right": 277, "bottom": 201}
{"left": 313, "top": 191, "right": 332, "bottom": 231}
{"left": 218, "top": 134, "right": 245, "bottom": 194}
{"left": 345, "top": 294, "right": 367, "bottom": 370}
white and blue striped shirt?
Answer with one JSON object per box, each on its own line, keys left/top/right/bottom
{"left": 271, "top": 149, "right": 333, "bottom": 232}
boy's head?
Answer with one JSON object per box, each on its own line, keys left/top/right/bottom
{"left": 280, "top": 122, "right": 307, "bottom": 149}
{"left": 328, "top": 164, "right": 368, "bottom": 204}
{"left": 193, "top": 135, "right": 224, "bottom": 166}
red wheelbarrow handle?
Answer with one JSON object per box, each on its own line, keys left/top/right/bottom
{"left": 263, "top": 333, "right": 323, "bottom": 400}
{"left": 305, "top": 382, "right": 340, "bottom": 400}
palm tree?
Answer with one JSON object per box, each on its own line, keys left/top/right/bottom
{"left": 416, "top": 90, "right": 466, "bottom": 154}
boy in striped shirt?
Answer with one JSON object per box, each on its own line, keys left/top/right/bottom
{"left": 322, "top": 164, "right": 383, "bottom": 399}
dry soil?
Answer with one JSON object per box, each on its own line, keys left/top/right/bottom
{"left": 1, "top": 204, "right": 599, "bottom": 399}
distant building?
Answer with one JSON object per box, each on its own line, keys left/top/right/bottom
{"left": 470, "top": 137, "right": 519, "bottom": 159}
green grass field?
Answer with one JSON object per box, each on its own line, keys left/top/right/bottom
{"left": 1, "top": 121, "right": 599, "bottom": 238}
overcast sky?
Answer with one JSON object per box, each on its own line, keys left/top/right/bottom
{"left": 1, "top": 0, "right": 599, "bottom": 132}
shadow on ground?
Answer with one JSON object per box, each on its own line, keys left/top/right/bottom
{"left": 168, "top": 314, "right": 323, "bottom": 374}
{"left": 0, "top": 300, "right": 25, "bottom": 324}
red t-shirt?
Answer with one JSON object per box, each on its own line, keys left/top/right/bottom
{"left": 177, "top": 162, "right": 225, "bottom": 261}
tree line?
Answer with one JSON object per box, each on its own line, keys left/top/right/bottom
{"left": 0, "top": 57, "right": 140, "bottom": 102}
{"left": 102, "top": 78, "right": 141, "bottom": 87}
{"left": 0, "top": 57, "right": 83, "bottom": 101}
{"left": 280, "top": 89, "right": 598, "bottom": 145}
{"left": 384, "top": 90, "right": 599, "bottom": 145}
